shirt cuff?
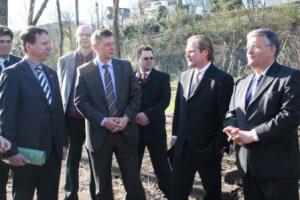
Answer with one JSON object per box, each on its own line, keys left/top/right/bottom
{"left": 252, "top": 129, "right": 259, "bottom": 141}
{"left": 171, "top": 135, "right": 177, "bottom": 140}
{"left": 100, "top": 117, "right": 107, "bottom": 127}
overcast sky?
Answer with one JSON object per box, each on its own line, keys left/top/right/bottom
{"left": 8, "top": 0, "right": 138, "bottom": 31}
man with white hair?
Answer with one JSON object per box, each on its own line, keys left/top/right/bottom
{"left": 224, "top": 28, "right": 300, "bottom": 200}
{"left": 57, "top": 25, "right": 96, "bottom": 200}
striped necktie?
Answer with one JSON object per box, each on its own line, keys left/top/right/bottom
{"left": 103, "top": 64, "right": 117, "bottom": 117}
{"left": 35, "top": 66, "right": 52, "bottom": 105}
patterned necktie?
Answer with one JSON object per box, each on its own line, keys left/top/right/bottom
{"left": 141, "top": 72, "right": 147, "bottom": 85}
{"left": 103, "top": 64, "right": 117, "bottom": 117}
{"left": 245, "top": 75, "right": 263, "bottom": 107}
{"left": 35, "top": 66, "right": 52, "bottom": 105}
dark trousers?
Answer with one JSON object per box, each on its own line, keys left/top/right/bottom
{"left": 11, "top": 149, "right": 61, "bottom": 200}
{"left": 0, "top": 160, "right": 9, "bottom": 200}
{"left": 64, "top": 116, "right": 96, "bottom": 200}
{"left": 137, "top": 138, "right": 171, "bottom": 199}
{"left": 171, "top": 143, "right": 222, "bottom": 200}
{"left": 242, "top": 169, "right": 299, "bottom": 200}
{"left": 90, "top": 133, "right": 146, "bottom": 200}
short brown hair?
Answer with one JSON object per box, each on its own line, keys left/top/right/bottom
{"left": 0, "top": 25, "right": 14, "bottom": 40}
{"left": 91, "top": 29, "right": 113, "bottom": 44}
{"left": 20, "top": 26, "right": 48, "bottom": 52}
{"left": 187, "top": 35, "right": 214, "bottom": 61}
{"left": 136, "top": 45, "right": 154, "bottom": 59}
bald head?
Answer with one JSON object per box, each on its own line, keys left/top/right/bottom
{"left": 76, "top": 25, "right": 94, "bottom": 50}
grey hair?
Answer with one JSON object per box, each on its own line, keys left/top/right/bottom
{"left": 247, "top": 28, "right": 280, "bottom": 58}
{"left": 91, "top": 29, "right": 113, "bottom": 44}
{"left": 75, "top": 24, "right": 94, "bottom": 36}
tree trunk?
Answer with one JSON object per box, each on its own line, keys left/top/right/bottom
{"left": 28, "top": 0, "right": 50, "bottom": 25}
{"left": 113, "top": 0, "right": 120, "bottom": 58}
{"left": 0, "top": 0, "right": 8, "bottom": 25}
{"left": 75, "top": 0, "right": 79, "bottom": 26}
{"left": 56, "top": 0, "right": 64, "bottom": 56}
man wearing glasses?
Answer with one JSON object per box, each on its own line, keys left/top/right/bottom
{"left": 0, "top": 25, "right": 21, "bottom": 200}
{"left": 135, "top": 45, "right": 172, "bottom": 199}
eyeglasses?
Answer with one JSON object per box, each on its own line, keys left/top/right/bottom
{"left": 0, "top": 40, "right": 12, "bottom": 45}
{"left": 142, "top": 57, "right": 154, "bottom": 61}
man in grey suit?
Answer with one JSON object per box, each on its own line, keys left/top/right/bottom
{"left": 224, "top": 28, "right": 300, "bottom": 200}
{"left": 74, "top": 29, "right": 146, "bottom": 200}
{"left": 0, "top": 26, "right": 67, "bottom": 200}
{"left": 57, "top": 24, "right": 96, "bottom": 200}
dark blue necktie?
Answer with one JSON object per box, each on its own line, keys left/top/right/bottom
{"left": 245, "top": 75, "right": 263, "bottom": 107}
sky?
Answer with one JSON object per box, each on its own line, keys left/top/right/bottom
{"left": 8, "top": 0, "right": 139, "bottom": 31}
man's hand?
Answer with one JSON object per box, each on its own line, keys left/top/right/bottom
{"left": 103, "top": 117, "right": 119, "bottom": 132}
{"left": 0, "top": 136, "right": 11, "bottom": 153}
{"left": 8, "top": 154, "right": 30, "bottom": 166}
{"left": 62, "top": 147, "right": 68, "bottom": 160}
{"left": 223, "top": 126, "right": 256, "bottom": 145}
{"left": 113, "top": 116, "right": 129, "bottom": 132}
{"left": 170, "top": 137, "right": 177, "bottom": 147}
{"left": 135, "top": 112, "right": 150, "bottom": 126}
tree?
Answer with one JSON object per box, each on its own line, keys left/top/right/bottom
{"left": 56, "top": 0, "right": 64, "bottom": 56}
{"left": 27, "top": 0, "right": 50, "bottom": 25}
{"left": 113, "top": 0, "right": 120, "bottom": 57}
{"left": 0, "top": 0, "right": 8, "bottom": 25}
{"left": 75, "top": 0, "right": 79, "bottom": 26}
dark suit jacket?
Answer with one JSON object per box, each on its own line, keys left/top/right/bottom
{"left": 224, "top": 62, "right": 300, "bottom": 178}
{"left": 6, "top": 55, "right": 22, "bottom": 67}
{"left": 172, "top": 64, "right": 234, "bottom": 161}
{"left": 74, "top": 58, "right": 141, "bottom": 152}
{"left": 136, "top": 69, "right": 171, "bottom": 143}
{"left": 0, "top": 60, "right": 67, "bottom": 159}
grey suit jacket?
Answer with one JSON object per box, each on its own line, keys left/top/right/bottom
{"left": 74, "top": 58, "right": 141, "bottom": 152}
{"left": 224, "top": 62, "right": 300, "bottom": 178}
{"left": 57, "top": 51, "right": 96, "bottom": 113}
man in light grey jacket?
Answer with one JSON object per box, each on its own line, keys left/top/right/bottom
{"left": 57, "top": 24, "right": 96, "bottom": 200}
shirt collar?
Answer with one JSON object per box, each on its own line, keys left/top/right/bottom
{"left": 25, "top": 58, "right": 42, "bottom": 71}
{"left": 96, "top": 58, "right": 113, "bottom": 69}
{"left": 139, "top": 68, "right": 153, "bottom": 76}
{"left": 254, "top": 61, "right": 273, "bottom": 78}
{"left": 0, "top": 56, "right": 10, "bottom": 66}
{"left": 194, "top": 61, "right": 211, "bottom": 74}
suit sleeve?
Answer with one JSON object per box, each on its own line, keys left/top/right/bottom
{"left": 124, "top": 62, "right": 142, "bottom": 121}
{"left": 254, "top": 70, "right": 300, "bottom": 144}
{"left": 172, "top": 80, "right": 181, "bottom": 137}
{"left": 74, "top": 68, "right": 107, "bottom": 126}
{"left": 0, "top": 69, "right": 19, "bottom": 157}
{"left": 144, "top": 74, "right": 171, "bottom": 122}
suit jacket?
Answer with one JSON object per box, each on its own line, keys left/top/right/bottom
{"left": 0, "top": 60, "right": 67, "bottom": 159}
{"left": 6, "top": 54, "right": 22, "bottom": 67}
{"left": 57, "top": 51, "right": 96, "bottom": 112}
{"left": 74, "top": 58, "right": 141, "bottom": 152}
{"left": 172, "top": 64, "right": 234, "bottom": 161}
{"left": 224, "top": 62, "right": 300, "bottom": 178}
{"left": 135, "top": 69, "right": 171, "bottom": 143}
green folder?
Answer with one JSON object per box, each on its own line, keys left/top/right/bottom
{"left": 17, "top": 147, "right": 46, "bottom": 166}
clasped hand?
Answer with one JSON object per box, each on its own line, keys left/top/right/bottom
{"left": 103, "top": 116, "right": 129, "bottom": 133}
{"left": 223, "top": 126, "right": 256, "bottom": 145}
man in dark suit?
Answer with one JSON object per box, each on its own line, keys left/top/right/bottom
{"left": 74, "top": 29, "right": 146, "bottom": 200}
{"left": 223, "top": 28, "right": 300, "bottom": 200}
{"left": 171, "top": 35, "right": 234, "bottom": 200}
{"left": 135, "top": 45, "right": 172, "bottom": 199}
{"left": 0, "top": 26, "right": 67, "bottom": 200}
{"left": 57, "top": 24, "right": 96, "bottom": 200}
{"left": 0, "top": 25, "right": 22, "bottom": 200}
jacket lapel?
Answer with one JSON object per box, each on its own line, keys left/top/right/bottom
{"left": 90, "top": 60, "right": 107, "bottom": 104}
{"left": 241, "top": 74, "right": 254, "bottom": 110}
{"left": 248, "top": 62, "right": 279, "bottom": 108}
{"left": 21, "top": 61, "right": 50, "bottom": 106}
{"left": 182, "top": 69, "right": 193, "bottom": 100}
{"left": 112, "top": 59, "right": 121, "bottom": 105}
